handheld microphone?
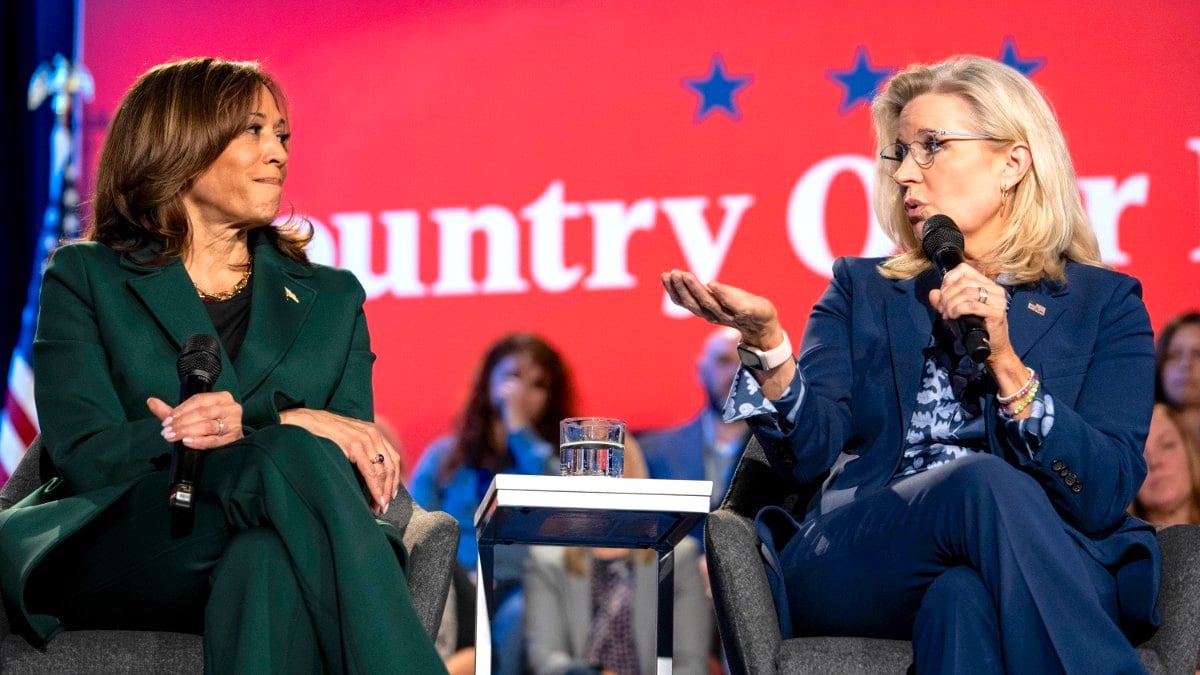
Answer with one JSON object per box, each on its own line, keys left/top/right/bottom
{"left": 921, "top": 214, "right": 991, "bottom": 363}
{"left": 169, "top": 333, "right": 222, "bottom": 536}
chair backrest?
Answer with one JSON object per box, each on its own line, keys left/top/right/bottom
{"left": 0, "top": 436, "right": 48, "bottom": 511}
{"left": 719, "top": 434, "right": 821, "bottom": 519}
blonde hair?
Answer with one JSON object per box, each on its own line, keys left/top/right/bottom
{"left": 1130, "top": 403, "right": 1200, "bottom": 525}
{"left": 873, "top": 56, "right": 1104, "bottom": 283}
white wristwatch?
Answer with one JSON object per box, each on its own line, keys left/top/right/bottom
{"left": 736, "top": 331, "right": 793, "bottom": 371}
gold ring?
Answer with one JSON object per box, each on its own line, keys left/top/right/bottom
{"left": 978, "top": 286, "right": 988, "bottom": 304}
{"left": 215, "top": 418, "right": 226, "bottom": 436}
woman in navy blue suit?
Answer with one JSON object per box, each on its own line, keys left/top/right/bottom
{"left": 663, "top": 56, "right": 1158, "bottom": 673}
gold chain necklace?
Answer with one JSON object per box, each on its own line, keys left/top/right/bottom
{"left": 194, "top": 256, "right": 253, "bottom": 302}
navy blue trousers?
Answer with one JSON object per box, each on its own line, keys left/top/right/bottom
{"left": 779, "top": 453, "right": 1145, "bottom": 674}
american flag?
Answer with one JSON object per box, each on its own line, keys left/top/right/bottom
{"left": 1, "top": 55, "right": 91, "bottom": 486}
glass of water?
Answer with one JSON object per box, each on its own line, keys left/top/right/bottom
{"left": 559, "top": 417, "right": 625, "bottom": 477}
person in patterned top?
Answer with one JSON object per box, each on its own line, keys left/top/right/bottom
{"left": 663, "top": 55, "right": 1158, "bottom": 674}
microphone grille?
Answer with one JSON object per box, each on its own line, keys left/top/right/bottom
{"left": 921, "top": 215, "right": 964, "bottom": 259}
{"left": 177, "top": 333, "right": 222, "bottom": 382}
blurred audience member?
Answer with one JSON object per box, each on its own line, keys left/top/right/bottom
{"left": 523, "top": 444, "right": 711, "bottom": 675}
{"left": 412, "top": 332, "right": 573, "bottom": 675}
{"left": 1157, "top": 311, "right": 1200, "bottom": 443}
{"left": 1131, "top": 403, "right": 1200, "bottom": 527}
{"left": 413, "top": 332, "right": 570, "bottom": 575}
{"left": 639, "top": 327, "right": 751, "bottom": 515}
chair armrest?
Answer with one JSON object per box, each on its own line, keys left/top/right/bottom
{"left": 1, "top": 508, "right": 17, "bottom": 645}
{"left": 402, "top": 504, "right": 459, "bottom": 641}
{"left": 0, "top": 578, "right": 10, "bottom": 643}
{"left": 1141, "top": 524, "right": 1200, "bottom": 675}
{"left": 706, "top": 509, "right": 781, "bottom": 675}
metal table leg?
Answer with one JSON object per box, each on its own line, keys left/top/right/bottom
{"left": 475, "top": 542, "right": 496, "bottom": 675}
{"left": 656, "top": 544, "right": 675, "bottom": 674}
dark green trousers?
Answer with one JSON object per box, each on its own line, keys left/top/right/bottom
{"left": 41, "top": 425, "right": 446, "bottom": 674}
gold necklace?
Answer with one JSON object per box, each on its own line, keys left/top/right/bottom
{"left": 194, "top": 256, "right": 253, "bottom": 302}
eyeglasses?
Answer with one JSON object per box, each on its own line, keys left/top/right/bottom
{"left": 879, "top": 129, "right": 1001, "bottom": 168}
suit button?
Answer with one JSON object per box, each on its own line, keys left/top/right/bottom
{"left": 1064, "top": 473, "right": 1077, "bottom": 487}
{"left": 1058, "top": 467, "right": 1070, "bottom": 477}
{"left": 1051, "top": 459, "right": 1065, "bottom": 471}
{"left": 1071, "top": 483, "right": 1083, "bottom": 493}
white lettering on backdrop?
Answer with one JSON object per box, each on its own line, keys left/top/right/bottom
{"left": 786, "top": 154, "right": 894, "bottom": 275}
{"left": 301, "top": 154, "right": 1168, "bottom": 317}
{"left": 1077, "top": 175, "right": 1147, "bottom": 266}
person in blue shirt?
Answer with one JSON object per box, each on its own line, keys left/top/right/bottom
{"left": 411, "top": 332, "right": 573, "bottom": 674}
{"left": 663, "top": 56, "right": 1158, "bottom": 673}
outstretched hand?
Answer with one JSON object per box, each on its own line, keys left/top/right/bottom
{"left": 660, "top": 269, "right": 783, "bottom": 347}
{"left": 279, "top": 408, "right": 402, "bottom": 516}
{"left": 661, "top": 269, "right": 796, "bottom": 398}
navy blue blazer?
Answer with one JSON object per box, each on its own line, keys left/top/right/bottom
{"left": 751, "top": 256, "right": 1160, "bottom": 631}
{"left": 640, "top": 416, "right": 749, "bottom": 498}
{"left": 641, "top": 416, "right": 709, "bottom": 485}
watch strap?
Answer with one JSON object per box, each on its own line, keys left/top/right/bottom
{"left": 737, "top": 331, "right": 792, "bottom": 370}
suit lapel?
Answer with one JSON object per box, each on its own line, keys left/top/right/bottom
{"left": 983, "top": 275, "right": 1067, "bottom": 455}
{"left": 123, "top": 255, "right": 239, "bottom": 395}
{"left": 233, "top": 237, "right": 315, "bottom": 396}
{"left": 123, "top": 256, "right": 209, "bottom": 353}
{"left": 884, "top": 270, "right": 937, "bottom": 434}
{"left": 1005, "top": 277, "right": 1068, "bottom": 359}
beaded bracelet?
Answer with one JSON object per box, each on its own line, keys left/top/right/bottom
{"left": 1001, "top": 380, "right": 1041, "bottom": 419}
{"left": 997, "top": 367, "right": 1037, "bottom": 405}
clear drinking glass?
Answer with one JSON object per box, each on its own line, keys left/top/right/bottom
{"left": 559, "top": 417, "right": 626, "bottom": 477}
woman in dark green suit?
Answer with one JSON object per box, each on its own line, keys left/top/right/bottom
{"left": 0, "top": 57, "right": 445, "bottom": 674}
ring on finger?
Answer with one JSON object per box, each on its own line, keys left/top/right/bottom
{"left": 978, "top": 286, "right": 988, "bottom": 304}
{"left": 371, "top": 453, "right": 385, "bottom": 464}
{"left": 215, "top": 417, "right": 226, "bottom": 436}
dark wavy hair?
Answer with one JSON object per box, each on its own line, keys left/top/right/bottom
{"left": 87, "top": 57, "right": 310, "bottom": 264}
{"left": 1156, "top": 311, "right": 1200, "bottom": 404}
{"left": 439, "top": 333, "right": 575, "bottom": 481}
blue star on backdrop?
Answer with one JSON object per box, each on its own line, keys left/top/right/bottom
{"left": 999, "top": 36, "right": 1046, "bottom": 76}
{"left": 684, "top": 55, "right": 752, "bottom": 121}
{"left": 827, "top": 46, "right": 895, "bottom": 115}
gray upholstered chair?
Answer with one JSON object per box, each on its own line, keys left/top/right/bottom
{"left": 706, "top": 436, "right": 1200, "bottom": 675}
{"left": 0, "top": 436, "right": 458, "bottom": 674}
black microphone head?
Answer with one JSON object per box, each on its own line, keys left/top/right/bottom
{"left": 921, "top": 214, "right": 964, "bottom": 260}
{"left": 177, "top": 333, "right": 222, "bottom": 385}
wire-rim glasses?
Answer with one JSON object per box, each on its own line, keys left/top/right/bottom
{"left": 879, "top": 129, "right": 1003, "bottom": 168}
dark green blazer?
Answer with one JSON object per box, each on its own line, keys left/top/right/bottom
{"left": 0, "top": 229, "right": 376, "bottom": 641}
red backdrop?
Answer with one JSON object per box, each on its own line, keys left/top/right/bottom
{"left": 81, "top": 0, "right": 1200, "bottom": 469}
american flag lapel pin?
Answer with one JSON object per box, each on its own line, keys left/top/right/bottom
{"left": 1027, "top": 301, "right": 1046, "bottom": 316}
{"left": 284, "top": 286, "right": 299, "bottom": 304}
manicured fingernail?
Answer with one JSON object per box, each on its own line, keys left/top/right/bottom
{"left": 181, "top": 437, "right": 193, "bottom": 444}
{"left": 162, "top": 428, "right": 176, "bottom": 439}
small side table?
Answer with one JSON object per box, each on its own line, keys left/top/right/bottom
{"left": 473, "top": 474, "right": 712, "bottom": 675}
